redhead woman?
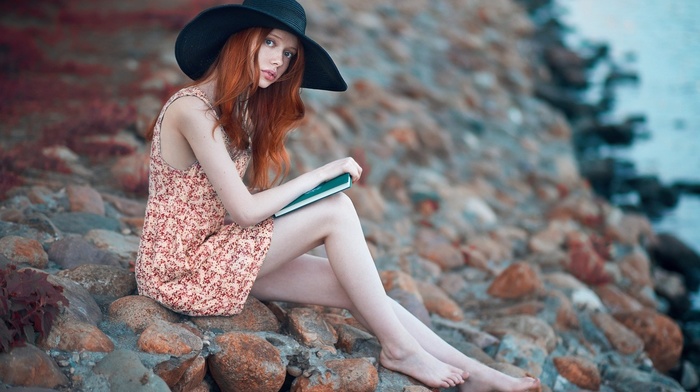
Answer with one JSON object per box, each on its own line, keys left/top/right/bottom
{"left": 135, "top": 0, "right": 541, "bottom": 390}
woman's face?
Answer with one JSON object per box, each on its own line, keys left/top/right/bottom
{"left": 257, "top": 29, "right": 299, "bottom": 88}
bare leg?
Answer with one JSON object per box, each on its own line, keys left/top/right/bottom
{"left": 252, "top": 194, "right": 464, "bottom": 389}
{"left": 251, "top": 194, "right": 538, "bottom": 390}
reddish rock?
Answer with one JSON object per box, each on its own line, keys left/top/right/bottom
{"left": 380, "top": 270, "right": 421, "bottom": 295}
{"left": 0, "top": 344, "right": 68, "bottom": 388}
{"left": 111, "top": 151, "right": 150, "bottom": 195}
{"left": 39, "top": 313, "right": 114, "bottom": 353}
{"left": 171, "top": 355, "right": 207, "bottom": 392}
{"left": 288, "top": 307, "right": 338, "bottom": 350}
{"left": 66, "top": 184, "right": 105, "bottom": 215}
{"left": 208, "top": 332, "right": 286, "bottom": 392}
{"left": 0, "top": 236, "right": 48, "bottom": 269}
{"left": 415, "top": 280, "right": 464, "bottom": 321}
{"left": 594, "top": 285, "right": 644, "bottom": 314}
{"left": 565, "top": 232, "right": 613, "bottom": 286}
{"left": 153, "top": 352, "right": 206, "bottom": 391}
{"left": 590, "top": 312, "right": 644, "bottom": 355}
{"left": 487, "top": 262, "right": 542, "bottom": 299}
{"left": 414, "top": 229, "right": 464, "bottom": 270}
{"left": 619, "top": 250, "right": 653, "bottom": 288}
{"left": 108, "top": 295, "right": 180, "bottom": 333}
{"left": 553, "top": 356, "right": 601, "bottom": 390}
{"left": 137, "top": 320, "right": 203, "bottom": 355}
{"left": 190, "top": 296, "right": 280, "bottom": 333}
{"left": 290, "top": 358, "right": 378, "bottom": 392}
{"left": 614, "top": 309, "right": 684, "bottom": 372}
{"left": 335, "top": 323, "right": 380, "bottom": 356}
{"left": 56, "top": 263, "right": 136, "bottom": 298}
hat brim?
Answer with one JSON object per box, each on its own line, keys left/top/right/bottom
{"left": 175, "top": 4, "right": 347, "bottom": 92}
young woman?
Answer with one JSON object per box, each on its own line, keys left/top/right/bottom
{"left": 135, "top": 1, "right": 541, "bottom": 390}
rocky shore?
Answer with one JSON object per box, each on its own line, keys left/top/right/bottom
{"left": 1, "top": 0, "right": 698, "bottom": 391}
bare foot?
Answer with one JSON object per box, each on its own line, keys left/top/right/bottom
{"left": 458, "top": 368, "right": 540, "bottom": 392}
{"left": 379, "top": 346, "right": 467, "bottom": 388}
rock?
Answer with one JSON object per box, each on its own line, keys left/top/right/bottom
{"left": 483, "top": 315, "right": 557, "bottom": 354}
{"left": 287, "top": 307, "right": 338, "bottom": 350}
{"left": 49, "top": 212, "right": 121, "bottom": 235}
{"left": 46, "top": 273, "right": 103, "bottom": 325}
{"left": 111, "top": 151, "right": 150, "bottom": 195}
{"left": 552, "top": 356, "right": 600, "bottom": 390}
{"left": 152, "top": 352, "right": 202, "bottom": 390}
{"left": 84, "top": 229, "right": 140, "bottom": 265}
{"left": 602, "top": 366, "right": 685, "bottom": 392}
{"left": 137, "top": 320, "right": 203, "bottom": 355}
{"left": 0, "top": 235, "right": 48, "bottom": 269}
{"left": 38, "top": 313, "right": 114, "bottom": 353}
{"left": 590, "top": 312, "right": 644, "bottom": 355}
{"left": 493, "top": 333, "right": 546, "bottom": 377}
{"left": 414, "top": 229, "right": 464, "bottom": 270}
{"left": 487, "top": 262, "right": 542, "bottom": 299}
{"left": 208, "top": 332, "right": 286, "bottom": 392}
{"left": 0, "top": 344, "right": 68, "bottom": 389}
{"left": 335, "top": 323, "right": 381, "bottom": 357}
{"left": 564, "top": 232, "right": 613, "bottom": 285}
{"left": 290, "top": 357, "right": 379, "bottom": 392}
{"left": 108, "top": 295, "right": 180, "bottom": 333}
{"left": 190, "top": 296, "right": 280, "bottom": 333}
{"left": 47, "top": 236, "right": 121, "bottom": 269}
{"left": 613, "top": 309, "right": 683, "bottom": 372}
{"left": 415, "top": 279, "right": 464, "bottom": 321}
{"left": 594, "top": 284, "right": 644, "bottom": 314}
{"left": 66, "top": 184, "right": 105, "bottom": 215}
{"left": 618, "top": 250, "right": 652, "bottom": 288}
{"left": 170, "top": 355, "right": 207, "bottom": 392}
{"left": 386, "top": 288, "right": 433, "bottom": 328}
{"left": 94, "top": 349, "right": 170, "bottom": 392}
{"left": 648, "top": 232, "right": 700, "bottom": 291}
{"left": 56, "top": 263, "right": 136, "bottom": 299}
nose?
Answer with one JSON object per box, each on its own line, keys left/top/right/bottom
{"left": 271, "top": 50, "right": 283, "bottom": 66}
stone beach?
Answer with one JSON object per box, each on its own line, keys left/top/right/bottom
{"left": 0, "top": 0, "right": 698, "bottom": 391}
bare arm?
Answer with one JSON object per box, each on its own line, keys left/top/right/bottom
{"left": 168, "top": 97, "right": 361, "bottom": 227}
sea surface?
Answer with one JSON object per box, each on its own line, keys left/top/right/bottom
{"left": 556, "top": 0, "right": 700, "bottom": 307}
{"left": 556, "top": 0, "right": 700, "bottom": 248}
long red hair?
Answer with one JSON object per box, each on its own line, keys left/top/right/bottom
{"left": 208, "top": 27, "right": 306, "bottom": 190}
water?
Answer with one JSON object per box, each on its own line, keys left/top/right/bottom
{"left": 556, "top": 0, "right": 700, "bottom": 256}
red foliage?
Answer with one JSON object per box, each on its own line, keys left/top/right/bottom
{"left": 0, "top": 266, "right": 68, "bottom": 352}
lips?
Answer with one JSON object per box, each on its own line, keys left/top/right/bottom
{"left": 262, "top": 70, "right": 277, "bottom": 81}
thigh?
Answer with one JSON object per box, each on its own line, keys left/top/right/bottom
{"left": 259, "top": 192, "right": 355, "bottom": 277}
{"left": 250, "top": 253, "right": 353, "bottom": 309}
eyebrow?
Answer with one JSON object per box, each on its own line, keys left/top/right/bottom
{"left": 269, "top": 32, "right": 298, "bottom": 52}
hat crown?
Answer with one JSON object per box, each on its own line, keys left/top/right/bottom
{"left": 242, "top": 0, "right": 306, "bottom": 34}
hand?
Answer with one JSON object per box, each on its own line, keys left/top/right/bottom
{"left": 319, "top": 157, "right": 362, "bottom": 183}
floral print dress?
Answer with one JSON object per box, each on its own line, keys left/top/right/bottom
{"left": 135, "top": 86, "right": 274, "bottom": 316}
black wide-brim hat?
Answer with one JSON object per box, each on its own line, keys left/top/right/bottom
{"left": 175, "top": 0, "right": 347, "bottom": 92}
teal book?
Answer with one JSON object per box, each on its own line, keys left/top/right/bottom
{"left": 274, "top": 173, "right": 353, "bottom": 217}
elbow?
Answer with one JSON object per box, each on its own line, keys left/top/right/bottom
{"left": 228, "top": 210, "right": 263, "bottom": 228}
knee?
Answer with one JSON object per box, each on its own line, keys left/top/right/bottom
{"left": 317, "top": 192, "right": 359, "bottom": 224}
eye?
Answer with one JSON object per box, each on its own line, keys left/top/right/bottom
{"left": 284, "top": 50, "right": 295, "bottom": 59}
{"left": 265, "top": 39, "right": 274, "bottom": 47}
